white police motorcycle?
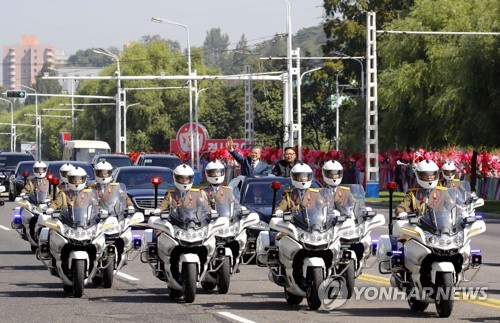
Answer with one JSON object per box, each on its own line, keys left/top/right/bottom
{"left": 12, "top": 188, "right": 51, "bottom": 252}
{"left": 93, "top": 183, "right": 144, "bottom": 288}
{"left": 378, "top": 187, "right": 486, "bottom": 317}
{"left": 201, "top": 202, "right": 259, "bottom": 293}
{"left": 333, "top": 184, "right": 386, "bottom": 298}
{"left": 141, "top": 204, "right": 229, "bottom": 303}
{"left": 257, "top": 203, "right": 351, "bottom": 310}
{"left": 37, "top": 192, "right": 116, "bottom": 297}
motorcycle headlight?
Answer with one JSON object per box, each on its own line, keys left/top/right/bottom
{"left": 426, "top": 233, "right": 438, "bottom": 245}
{"left": 453, "top": 232, "right": 464, "bottom": 246}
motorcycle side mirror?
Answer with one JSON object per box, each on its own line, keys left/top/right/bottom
{"left": 473, "top": 198, "right": 484, "bottom": 209}
{"left": 22, "top": 195, "right": 29, "bottom": 201}
{"left": 408, "top": 217, "right": 420, "bottom": 225}
{"left": 463, "top": 216, "right": 476, "bottom": 225}
{"left": 99, "top": 209, "right": 109, "bottom": 219}
{"left": 160, "top": 211, "right": 170, "bottom": 220}
{"left": 283, "top": 212, "right": 293, "bottom": 222}
{"left": 365, "top": 210, "right": 377, "bottom": 218}
{"left": 336, "top": 215, "right": 347, "bottom": 222}
{"left": 210, "top": 210, "right": 219, "bottom": 220}
{"left": 241, "top": 207, "right": 250, "bottom": 216}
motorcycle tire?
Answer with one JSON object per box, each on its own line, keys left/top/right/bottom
{"left": 30, "top": 245, "right": 38, "bottom": 253}
{"left": 408, "top": 296, "right": 429, "bottom": 312}
{"left": 102, "top": 257, "right": 115, "bottom": 288}
{"left": 435, "top": 272, "right": 454, "bottom": 317}
{"left": 92, "top": 276, "right": 103, "bottom": 286}
{"left": 72, "top": 259, "right": 86, "bottom": 298}
{"left": 217, "top": 257, "right": 231, "bottom": 294}
{"left": 306, "top": 267, "right": 323, "bottom": 310}
{"left": 8, "top": 189, "right": 14, "bottom": 201}
{"left": 183, "top": 263, "right": 197, "bottom": 303}
{"left": 201, "top": 281, "right": 216, "bottom": 291}
{"left": 169, "top": 288, "right": 183, "bottom": 299}
{"left": 285, "top": 288, "right": 303, "bottom": 305}
{"left": 340, "top": 259, "right": 355, "bottom": 299}
{"left": 63, "top": 284, "right": 73, "bottom": 294}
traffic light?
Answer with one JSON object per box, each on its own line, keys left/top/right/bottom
{"left": 6, "top": 90, "right": 26, "bottom": 98}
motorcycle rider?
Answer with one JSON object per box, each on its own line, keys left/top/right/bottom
{"left": 202, "top": 161, "right": 240, "bottom": 211}
{"left": 57, "top": 163, "right": 75, "bottom": 192}
{"left": 321, "top": 160, "right": 355, "bottom": 214}
{"left": 20, "top": 161, "right": 50, "bottom": 198}
{"left": 49, "top": 166, "right": 98, "bottom": 212}
{"left": 276, "top": 163, "right": 324, "bottom": 214}
{"left": 395, "top": 159, "right": 454, "bottom": 219}
{"left": 93, "top": 161, "right": 134, "bottom": 208}
{"left": 158, "top": 164, "right": 211, "bottom": 211}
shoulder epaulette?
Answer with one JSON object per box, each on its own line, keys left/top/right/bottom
{"left": 452, "top": 179, "right": 460, "bottom": 182}
{"left": 222, "top": 186, "right": 232, "bottom": 189}
{"left": 167, "top": 190, "right": 175, "bottom": 193}
{"left": 110, "top": 182, "right": 119, "bottom": 186}
{"left": 284, "top": 189, "right": 292, "bottom": 193}
{"left": 436, "top": 186, "right": 447, "bottom": 191}
{"left": 83, "top": 188, "right": 92, "bottom": 193}
{"left": 339, "top": 186, "right": 351, "bottom": 191}
{"left": 409, "top": 188, "right": 418, "bottom": 192}
{"left": 190, "top": 188, "right": 200, "bottom": 192}
{"left": 309, "top": 188, "right": 320, "bottom": 193}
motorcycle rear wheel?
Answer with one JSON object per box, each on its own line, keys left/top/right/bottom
{"left": 285, "top": 288, "right": 303, "bottom": 305}
{"left": 408, "top": 296, "right": 429, "bottom": 312}
{"left": 72, "top": 259, "right": 85, "bottom": 298}
{"left": 102, "top": 257, "right": 115, "bottom": 288}
{"left": 169, "top": 288, "right": 183, "bottom": 299}
{"left": 201, "top": 280, "right": 216, "bottom": 291}
{"left": 183, "top": 263, "right": 197, "bottom": 303}
{"left": 306, "top": 267, "right": 323, "bottom": 310}
{"left": 217, "top": 258, "right": 231, "bottom": 294}
{"left": 435, "top": 272, "right": 454, "bottom": 317}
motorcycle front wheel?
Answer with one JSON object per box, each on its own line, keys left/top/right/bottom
{"left": 306, "top": 267, "right": 323, "bottom": 310}
{"left": 217, "top": 257, "right": 231, "bottom": 294}
{"left": 435, "top": 272, "right": 454, "bottom": 317}
{"left": 183, "top": 263, "right": 197, "bottom": 303}
{"left": 339, "top": 259, "right": 355, "bottom": 299}
{"left": 72, "top": 259, "right": 85, "bottom": 298}
{"left": 102, "top": 257, "right": 115, "bottom": 288}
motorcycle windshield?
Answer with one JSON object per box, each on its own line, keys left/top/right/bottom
{"left": 61, "top": 192, "right": 99, "bottom": 228}
{"left": 99, "top": 183, "right": 127, "bottom": 219}
{"left": 29, "top": 189, "right": 49, "bottom": 205}
{"left": 170, "top": 204, "right": 211, "bottom": 229}
{"left": 215, "top": 201, "right": 240, "bottom": 224}
{"left": 419, "top": 191, "right": 460, "bottom": 235}
{"left": 292, "top": 204, "right": 330, "bottom": 233}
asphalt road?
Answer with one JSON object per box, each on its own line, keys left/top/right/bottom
{"left": 0, "top": 201, "right": 498, "bottom": 322}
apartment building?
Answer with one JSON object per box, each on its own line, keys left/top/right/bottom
{"left": 2, "top": 35, "right": 55, "bottom": 90}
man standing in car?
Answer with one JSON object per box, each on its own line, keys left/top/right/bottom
{"left": 226, "top": 136, "right": 268, "bottom": 177}
{"left": 272, "top": 147, "right": 300, "bottom": 178}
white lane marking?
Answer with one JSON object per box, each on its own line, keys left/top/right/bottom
{"left": 115, "top": 271, "right": 140, "bottom": 281}
{"left": 0, "top": 225, "right": 11, "bottom": 231}
{"left": 218, "top": 312, "right": 256, "bottom": 323}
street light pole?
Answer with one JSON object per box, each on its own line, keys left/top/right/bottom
{"left": 297, "top": 67, "right": 322, "bottom": 161}
{"left": 0, "top": 97, "right": 14, "bottom": 151}
{"left": 151, "top": 17, "right": 195, "bottom": 169}
{"left": 335, "top": 73, "right": 340, "bottom": 151}
{"left": 282, "top": 0, "right": 293, "bottom": 148}
{"left": 92, "top": 48, "right": 122, "bottom": 153}
{"left": 194, "top": 85, "right": 213, "bottom": 171}
{"left": 332, "top": 50, "right": 365, "bottom": 98}
{"left": 124, "top": 102, "right": 140, "bottom": 154}
{"left": 19, "top": 84, "right": 39, "bottom": 158}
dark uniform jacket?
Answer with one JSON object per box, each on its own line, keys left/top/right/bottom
{"left": 50, "top": 188, "right": 99, "bottom": 211}
{"left": 229, "top": 150, "right": 269, "bottom": 176}
{"left": 395, "top": 186, "right": 452, "bottom": 218}
{"left": 272, "top": 159, "right": 300, "bottom": 178}
{"left": 322, "top": 186, "right": 355, "bottom": 213}
{"left": 95, "top": 182, "right": 134, "bottom": 208}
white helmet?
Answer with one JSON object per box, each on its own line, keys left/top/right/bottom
{"left": 415, "top": 160, "right": 439, "bottom": 189}
{"left": 322, "top": 160, "right": 343, "bottom": 187}
{"left": 205, "top": 161, "right": 225, "bottom": 185}
{"left": 33, "top": 161, "right": 47, "bottom": 179}
{"left": 173, "top": 164, "right": 194, "bottom": 192}
{"left": 95, "top": 161, "right": 113, "bottom": 185}
{"left": 291, "top": 163, "right": 313, "bottom": 190}
{"left": 59, "top": 163, "right": 75, "bottom": 184}
{"left": 441, "top": 160, "right": 456, "bottom": 181}
{"left": 67, "top": 166, "right": 88, "bottom": 191}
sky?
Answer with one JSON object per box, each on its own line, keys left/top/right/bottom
{"left": 1, "top": 0, "right": 324, "bottom": 56}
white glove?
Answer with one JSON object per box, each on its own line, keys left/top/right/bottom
{"left": 275, "top": 209, "right": 283, "bottom": 217}
{"left": 153, "top": 208, "right": 161, "bottom": 216}
{"left": 46, "top": 208, "right": 54, "bottom": 215}
{"left": 397, "top": 212, "right": 408, "bottom": 220}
